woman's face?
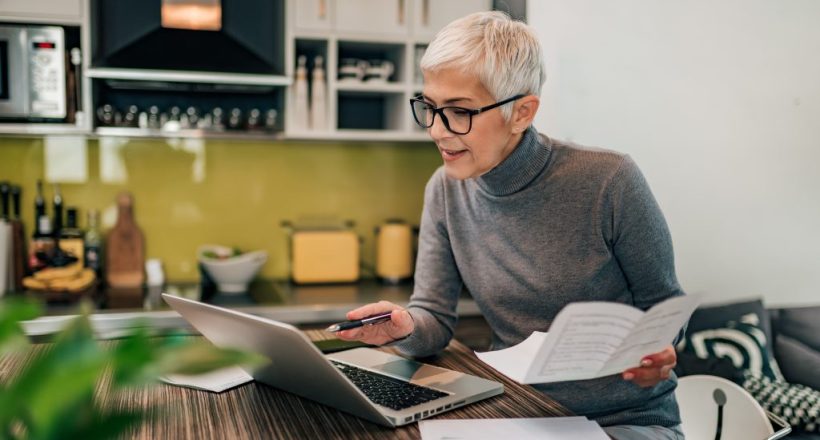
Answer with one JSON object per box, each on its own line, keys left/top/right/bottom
{"left": 421, "top": 67, "right": 527, "bottom": 180}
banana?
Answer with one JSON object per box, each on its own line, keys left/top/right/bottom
{"left": 64, "top": 269, "right": 96, "bottom": 292}
{"left": 23, "top": 276, "right": 49, "bottom": 290}
{"left": 25, "top": 268, "right": 97, "bottom": 293}
{"left": 33, "top": 265, "right": 83, "bottom": 282}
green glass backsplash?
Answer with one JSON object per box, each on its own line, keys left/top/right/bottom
{"left": 0, "top": 136, "right": 441, "bottom": 281}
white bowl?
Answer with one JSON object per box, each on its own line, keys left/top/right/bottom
{"left": 198, "top": 245, "right": 268, "bottom": 294}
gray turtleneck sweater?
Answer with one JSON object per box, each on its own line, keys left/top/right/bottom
{"left": 394, "top": 127, "right": 685, "bottom": 428}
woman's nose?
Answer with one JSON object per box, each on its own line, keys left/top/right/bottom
{"left": 429, "top": 114, "right": 452, "bottom": 140}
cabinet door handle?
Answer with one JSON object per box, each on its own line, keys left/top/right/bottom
{"left": 422, "top": 0, "right": 429, "bottom": 26}
{"left": 318, "top": 0, "right": 326, "bottom": 19}
{"left": 398, "top": 0, "right": 405, "bottom": 25}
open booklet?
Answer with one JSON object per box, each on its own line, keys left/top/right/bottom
{"left": 475, "top": 294, "right": 700, "bottom": 384}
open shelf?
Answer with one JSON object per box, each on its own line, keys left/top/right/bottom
{"left": 92, "top": 78, "right": 286, "bottom": 133}
{"left": 287, "top": 129, "right": 430, "bottom": 142}
{"left": 334, "top": 81, "right": 406, "bottom": 93}
{"left": 337, "top": 40, "right": 405, "bottom": 83}
{"left": 87, "top": 68, "right": 291, "bottom": 87}
{"left": 94, "top": 126, "right": 285, "bottom": 141}
{"left": 336, "top": 90, "right": 405, "bottom": 131}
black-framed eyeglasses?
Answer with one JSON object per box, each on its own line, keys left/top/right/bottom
{"left": 409, "top": 94, "right": 525, "bottom": 135}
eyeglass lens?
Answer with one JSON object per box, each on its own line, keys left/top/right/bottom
{"left": 412, "top": 100, "right": 472, "bottom": 135}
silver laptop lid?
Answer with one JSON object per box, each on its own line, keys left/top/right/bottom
{"left": 162, "top": 293, "right": 391, "bottom": 426}
{"left": 162, "top": 294, "right": 503, "bottom": 427}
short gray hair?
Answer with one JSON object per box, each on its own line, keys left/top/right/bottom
{"left": 420, "top": 11, "right": 545, "bottom": 120}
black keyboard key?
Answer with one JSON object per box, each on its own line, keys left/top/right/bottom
{"left": 331, "top": 361, "right": 448, "bottom": 411}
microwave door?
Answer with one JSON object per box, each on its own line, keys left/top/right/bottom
{"left": 0, "top": 26, "right": 30, "bottom": 118}
{"left": 27, "top": 26, "right": 66, "bottom": 119}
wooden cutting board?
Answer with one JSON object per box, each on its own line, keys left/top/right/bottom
{"left": 106, "top": 192, "right": 145, "bottom": 288}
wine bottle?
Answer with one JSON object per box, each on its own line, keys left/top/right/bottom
{"left": 52, "top": 183, "right": 63, "bottom": 239}
{"left": 60, "top": 207, "right": 84, "bottom": 269}
{"left": 34, "top": 180, "right": 45, "bottom": 237}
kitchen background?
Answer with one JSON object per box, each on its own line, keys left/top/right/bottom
{"left": 0, "top": 135, "right": 440, "bottom": 281}
{"left": 2, "top": 0, "right": 529, "bottom": 288}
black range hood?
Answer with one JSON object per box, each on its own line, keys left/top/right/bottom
{"left": 92, "top": 0, "right": 285, "bottom": 75}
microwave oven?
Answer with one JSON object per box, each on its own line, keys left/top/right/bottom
{"left": 0, "top": 24, "right": 67, "bottom": 120}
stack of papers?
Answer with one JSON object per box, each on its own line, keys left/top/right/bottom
{"left": 419, "top": 417, "right": 608, "bottom": 440}
{"left": 161, "top": 366, "right": 253, "bottom": 393}
{"left": 475, "top": 295, "right": 699, "bottom": 383}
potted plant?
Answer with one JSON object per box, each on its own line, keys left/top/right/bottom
{"left": 0, "top": 298, "right": 261, "bottom": 439}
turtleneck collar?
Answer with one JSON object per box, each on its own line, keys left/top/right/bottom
{"left": 475, "top": 126, "right": 551, "bottom": 196}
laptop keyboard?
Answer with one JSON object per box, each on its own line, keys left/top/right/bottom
{"left": 331, "top": 361, "right": 448, "bottom": 411}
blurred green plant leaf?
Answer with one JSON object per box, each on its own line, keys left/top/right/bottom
{"left": 0, "top": 312, "right": 104, "bottom": 438}
{"left": 0, "top": 298, "right": 42, "bottom": 355}
{"left": 0, "top": 300, "right": 263, "bottom": 440}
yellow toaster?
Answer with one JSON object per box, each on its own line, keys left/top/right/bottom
{"left": 290, "top": 229, "right": 360, "bottom": 284}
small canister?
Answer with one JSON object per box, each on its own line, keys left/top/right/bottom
{"left": 375, "top": 219, "right": 415, "bottom": 284}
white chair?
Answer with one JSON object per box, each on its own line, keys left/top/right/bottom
{"left": 676, "top": 375, "right": 791, "bottom": 440}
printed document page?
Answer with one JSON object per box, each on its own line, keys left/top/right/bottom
{"left": 419, "top": 417, "right": 609, "bottom": 440}
{"left": 476, "top": 294, "right": 699, "bottom": 384}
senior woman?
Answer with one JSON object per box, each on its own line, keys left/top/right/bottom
{"left": 337, "top": 11, "right": 686, "bottom": 440}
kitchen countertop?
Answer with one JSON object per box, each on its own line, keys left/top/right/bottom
{"left": 21, "top": 279, "right": 481, "bottom": 339}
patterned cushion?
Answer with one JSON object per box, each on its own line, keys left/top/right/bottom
{"left": 687, "top": 299, "right": 774, "bottom": 354}
{"left": 743, "top": 371, "right": 820, "bottom": 433}
{"left": 677, "top": 313, "right": 785, "bottom": 382}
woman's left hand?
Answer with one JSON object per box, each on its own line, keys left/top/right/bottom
{"left": 622, "top": 345, "right": 677, "bottom": 388}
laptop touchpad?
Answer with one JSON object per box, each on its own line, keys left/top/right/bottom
{"left": 375, "top": 359, "right": 443, "bottom": 381}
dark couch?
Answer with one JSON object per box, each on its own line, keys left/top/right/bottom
{"left": 679, "top": 299, "right": 820, "bottom": 439}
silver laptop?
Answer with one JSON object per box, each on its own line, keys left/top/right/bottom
{"left": 162, "top": 294, "right": 503, "bottom": 427}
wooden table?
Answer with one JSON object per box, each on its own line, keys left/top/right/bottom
{"left": 3, "top": 330, "right": 572, "bottom": 439}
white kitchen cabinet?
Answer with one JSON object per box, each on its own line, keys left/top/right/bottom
{"left": 334, "top": 0, "right": 409, "bottom": 37}
{"left": 412, "top": 0, "right": 492, "bottom": 41}
{"left": 0, "top": 0, "right": 84, "bottom": 24}
{"left": 294, "top": 0, "right": 333, "bottom": 33}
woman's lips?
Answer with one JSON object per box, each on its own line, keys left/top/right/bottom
{"left": 440, "top": 147, "right": 467, "bottom": 162}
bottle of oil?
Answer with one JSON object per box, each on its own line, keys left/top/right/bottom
{"left": 84, "top": 209, "right": 103, "bottom": 277}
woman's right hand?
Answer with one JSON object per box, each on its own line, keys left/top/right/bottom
{"left": 334, "top": 301, "right": 414, "bottom": 346}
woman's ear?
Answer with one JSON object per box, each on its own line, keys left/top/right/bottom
{"left": 512, "top": 96, "right": 540, "bottom": 131}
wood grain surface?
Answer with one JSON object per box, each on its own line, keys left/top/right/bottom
{"left": 1, "top": 331, "right": 572, "bottom": 439}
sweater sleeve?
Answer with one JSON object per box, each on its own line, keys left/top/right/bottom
{"left": 392, "top": 169, "right": 463, "bottom": 358}
{"left": 607, "top": 156, "right": 688, "bottom": 342}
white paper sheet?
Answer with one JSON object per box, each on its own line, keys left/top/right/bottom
{"left": 161, "top": 366, "right": 253, "bottom": 393}
{"left": 475, "top": 331, "right": 549, "bottom": 382}
{"left": 476, "top": 295, "right": 700, "bottom": 384}
{"left": 419, "top": 417, "right": 609, "bottom": 440}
